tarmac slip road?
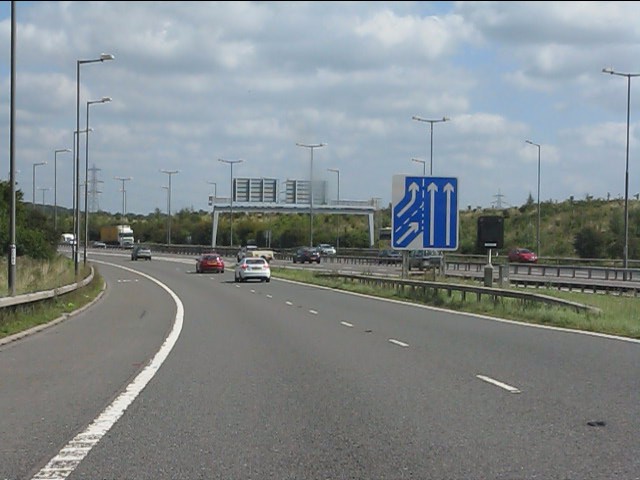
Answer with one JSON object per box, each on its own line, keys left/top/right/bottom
{"left": 3, "top": 252, "right": 640, "bottom": 480}
{"left": 0, "top": 261, "right": 177, "bottom": 480}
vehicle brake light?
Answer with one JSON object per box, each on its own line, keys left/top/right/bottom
{"left": 241, "top": 264, "right": 248, "bottom": 270}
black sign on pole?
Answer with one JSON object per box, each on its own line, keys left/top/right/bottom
{"left": 477, "top": 215, "right": 504, "bottom": 249}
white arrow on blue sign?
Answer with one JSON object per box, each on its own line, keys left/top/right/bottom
{"left": 391, "top": 175, "right": 459, "bottom": 250}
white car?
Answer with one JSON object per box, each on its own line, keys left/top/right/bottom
{"left": 235, "top": 257, "right": 271, "bottom": 283}
{"left": 317, "top": 244, "right": 337, "bottom": 255}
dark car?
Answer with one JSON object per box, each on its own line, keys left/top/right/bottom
{"left": 508, "top": 248, "right": 538, "bottom": 263}
{"left": 292, "top": 247, "right": 321, "bottom": 264}
{"left": 131, "top": 244, "right": 152, "bottom": 261}
{"left": 378, "top": 249, "right": 402, "bottom": 265}
{"left": 196, "top": 253, "right": 225, "bottom": 273}
{"left": 408, "top": 249, "right": 443, "bottom": 270}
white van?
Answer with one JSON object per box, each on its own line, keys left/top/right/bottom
{"left": 60, "top": 233, "right": 76, "bottom": 245}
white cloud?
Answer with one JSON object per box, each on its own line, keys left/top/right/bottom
{"left": 0, "top": 1, "right": 638, "bottom": 219}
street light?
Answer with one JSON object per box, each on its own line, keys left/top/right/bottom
{"left": 296, "top": 142, "right": 326, "bottom": 247}
{"left": 327, "top": 167, "right": 340, "bottom": 249}
{"left": 38, "top": 187, "right": 50, "bottom": 211}
{"left": 32, "top": 161, "right": 46, "bottom": 208}
{"left": 114, "top": 176, "right": 132, "bottom": 220}
{"left": 602, "top": 67, "right": 640, "bottom": 273}
{"left": 207, "top": 181, "right": 217, "bottom": 248}
{"left": 8, "top": 0, "right": 17, "bottom": 295}
{"left": 75, "top": 53, "right": 114, "bottom": 276}
{"left": 412, "top": 115, "right": 449, "bottom": 175}
{"left": 160, "top": 169, "right": 179, "bottom": 244}
{"left": 525, "top": 140, "right": 541, "bottom": 256}
{"left": 218, "top": 158, "right": 243, "bottom": 247}
{"left": 411, "top": 157, "right": 426, "bottom": 176}
{"left": 83, "top": 97, "right": 111, "bottom": 265}
{"left": 71, "top": 128, "right": 92, "bottom": 264}
{"left": 53, "top": 148, "right": 71, "bottom": 230}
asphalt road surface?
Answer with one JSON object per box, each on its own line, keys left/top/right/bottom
{"left": 1, "top": 251, "right": 638, "bottom": 479}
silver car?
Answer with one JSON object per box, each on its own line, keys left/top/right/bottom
{"left": 235, "top": 257, "right": 271, "bottom": 283}
{"left": 131, "top": 245, "right": 152, "bottom": 261}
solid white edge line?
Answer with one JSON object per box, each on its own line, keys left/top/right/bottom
{"left": 340, "top": 321, "right": 354, "bottom": 328}
{"left": 31, "top": 261, "right": 185, "bottom": 480}
{"left": 388, "top": 338, "right": 409, "bottom": 347}
{"left": 476, "top": 374, "right": 521, "bottom": 394}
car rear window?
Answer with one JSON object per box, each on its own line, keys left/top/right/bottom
{"left": 247, "top": 259, "right": 266, "bottom": 265}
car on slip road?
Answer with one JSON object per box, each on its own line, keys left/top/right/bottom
{"left": 131, "top": 244, "right": 152, "bottom": 261}
{"left": 196, "top": 253, "right": 225, "bottom": 273}
{"left": 235, "top": 257, "right": 271, "bottom": 283}
{"left": 292, "top": 247, "right": 321, "bottom": 264}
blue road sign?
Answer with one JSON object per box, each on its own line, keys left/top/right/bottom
{"left": 391, "top": 175, "right": 459, "bottom": 250}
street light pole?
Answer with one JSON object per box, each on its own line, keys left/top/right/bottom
{"left": 296, "top": 142, "right": 326, "bottom": 247}
{"left": 207, "top": 181, "right": 217, "bottom": 248}
{"left": 38, "top": 187, "right": 50, "bottom": 212}
{"left": 72, "top": 128, "right": 91, "bottom": 263}
{"left": 53, "top": 148, "right": 71, "bottom": 231}
{"left": 525, "top": 140, "right": 541, "bottom": 256}
{"left": 412, "top": 115, "right": 449, "bottom": 175}
{"left": 75, "top": 53, "right": 114, "bottom": 276}
{"left": 8, "top": 0, "right": 16, "bottom": 295}
{"left": 160, "top": 169, "right": 179, "bottom": 244}
{"left": 411, "top": 157, "right": 426, "bottom": 176}
{"left": 32, "top": 161, "right": 46, "bottom": 208}
{"left": 218, "top": 158, "right": 243, "bottom": 247}
{"left": 327, "top": 167, "right": 340, "bottom": 249}
{"left": 161, "top": 186, "right": 169, "bottom": 242}
{"left": 84, "top": 97, "right": 111, "bottom": 265}
{"left": 602, "top": 67, "right": 640, "bottom": 273}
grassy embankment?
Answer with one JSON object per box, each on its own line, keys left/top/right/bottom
{"left": 0, "top": 255, "right": 103, "bottom": 339}
{"left": 271, "top": 267, "right": 640, "bottom": 340}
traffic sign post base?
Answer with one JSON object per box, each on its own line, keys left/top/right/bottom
{"left": 484, "top": 264, "right": 494, "bottom": 288}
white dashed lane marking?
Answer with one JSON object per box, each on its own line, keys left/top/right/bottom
{"left": 476, "top": 374, "right": 521, "bottom": 394}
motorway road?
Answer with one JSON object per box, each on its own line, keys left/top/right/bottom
{"left": 1, "top": 251, "right": 639, "bottom": 479}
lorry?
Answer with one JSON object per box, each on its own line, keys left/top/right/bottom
{"left": 236, "top": 244, "right": 275, "bottom": 263}
{"left": 100, "top": 225, "right": 135, "bottom": 248}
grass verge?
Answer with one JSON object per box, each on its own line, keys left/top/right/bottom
{"left": 271, "top": 267, "right": 640, "bottom": 340}
{"left": 0, "top": 256, "right": 104, "bottom": 340}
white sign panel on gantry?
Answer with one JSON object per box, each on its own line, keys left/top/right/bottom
{"left": 391, "top": 175, "right": 459, "bottom": 250}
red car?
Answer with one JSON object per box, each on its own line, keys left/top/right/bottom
{"left": 508, "top": 248, "right": 538, "bottom": 263}
{"left": 196, "top": 253, "right": 225, "bottom": 273}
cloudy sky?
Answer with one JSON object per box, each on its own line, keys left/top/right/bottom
{"left": 1, "top": 1, "right": 640, "bottom": 216}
